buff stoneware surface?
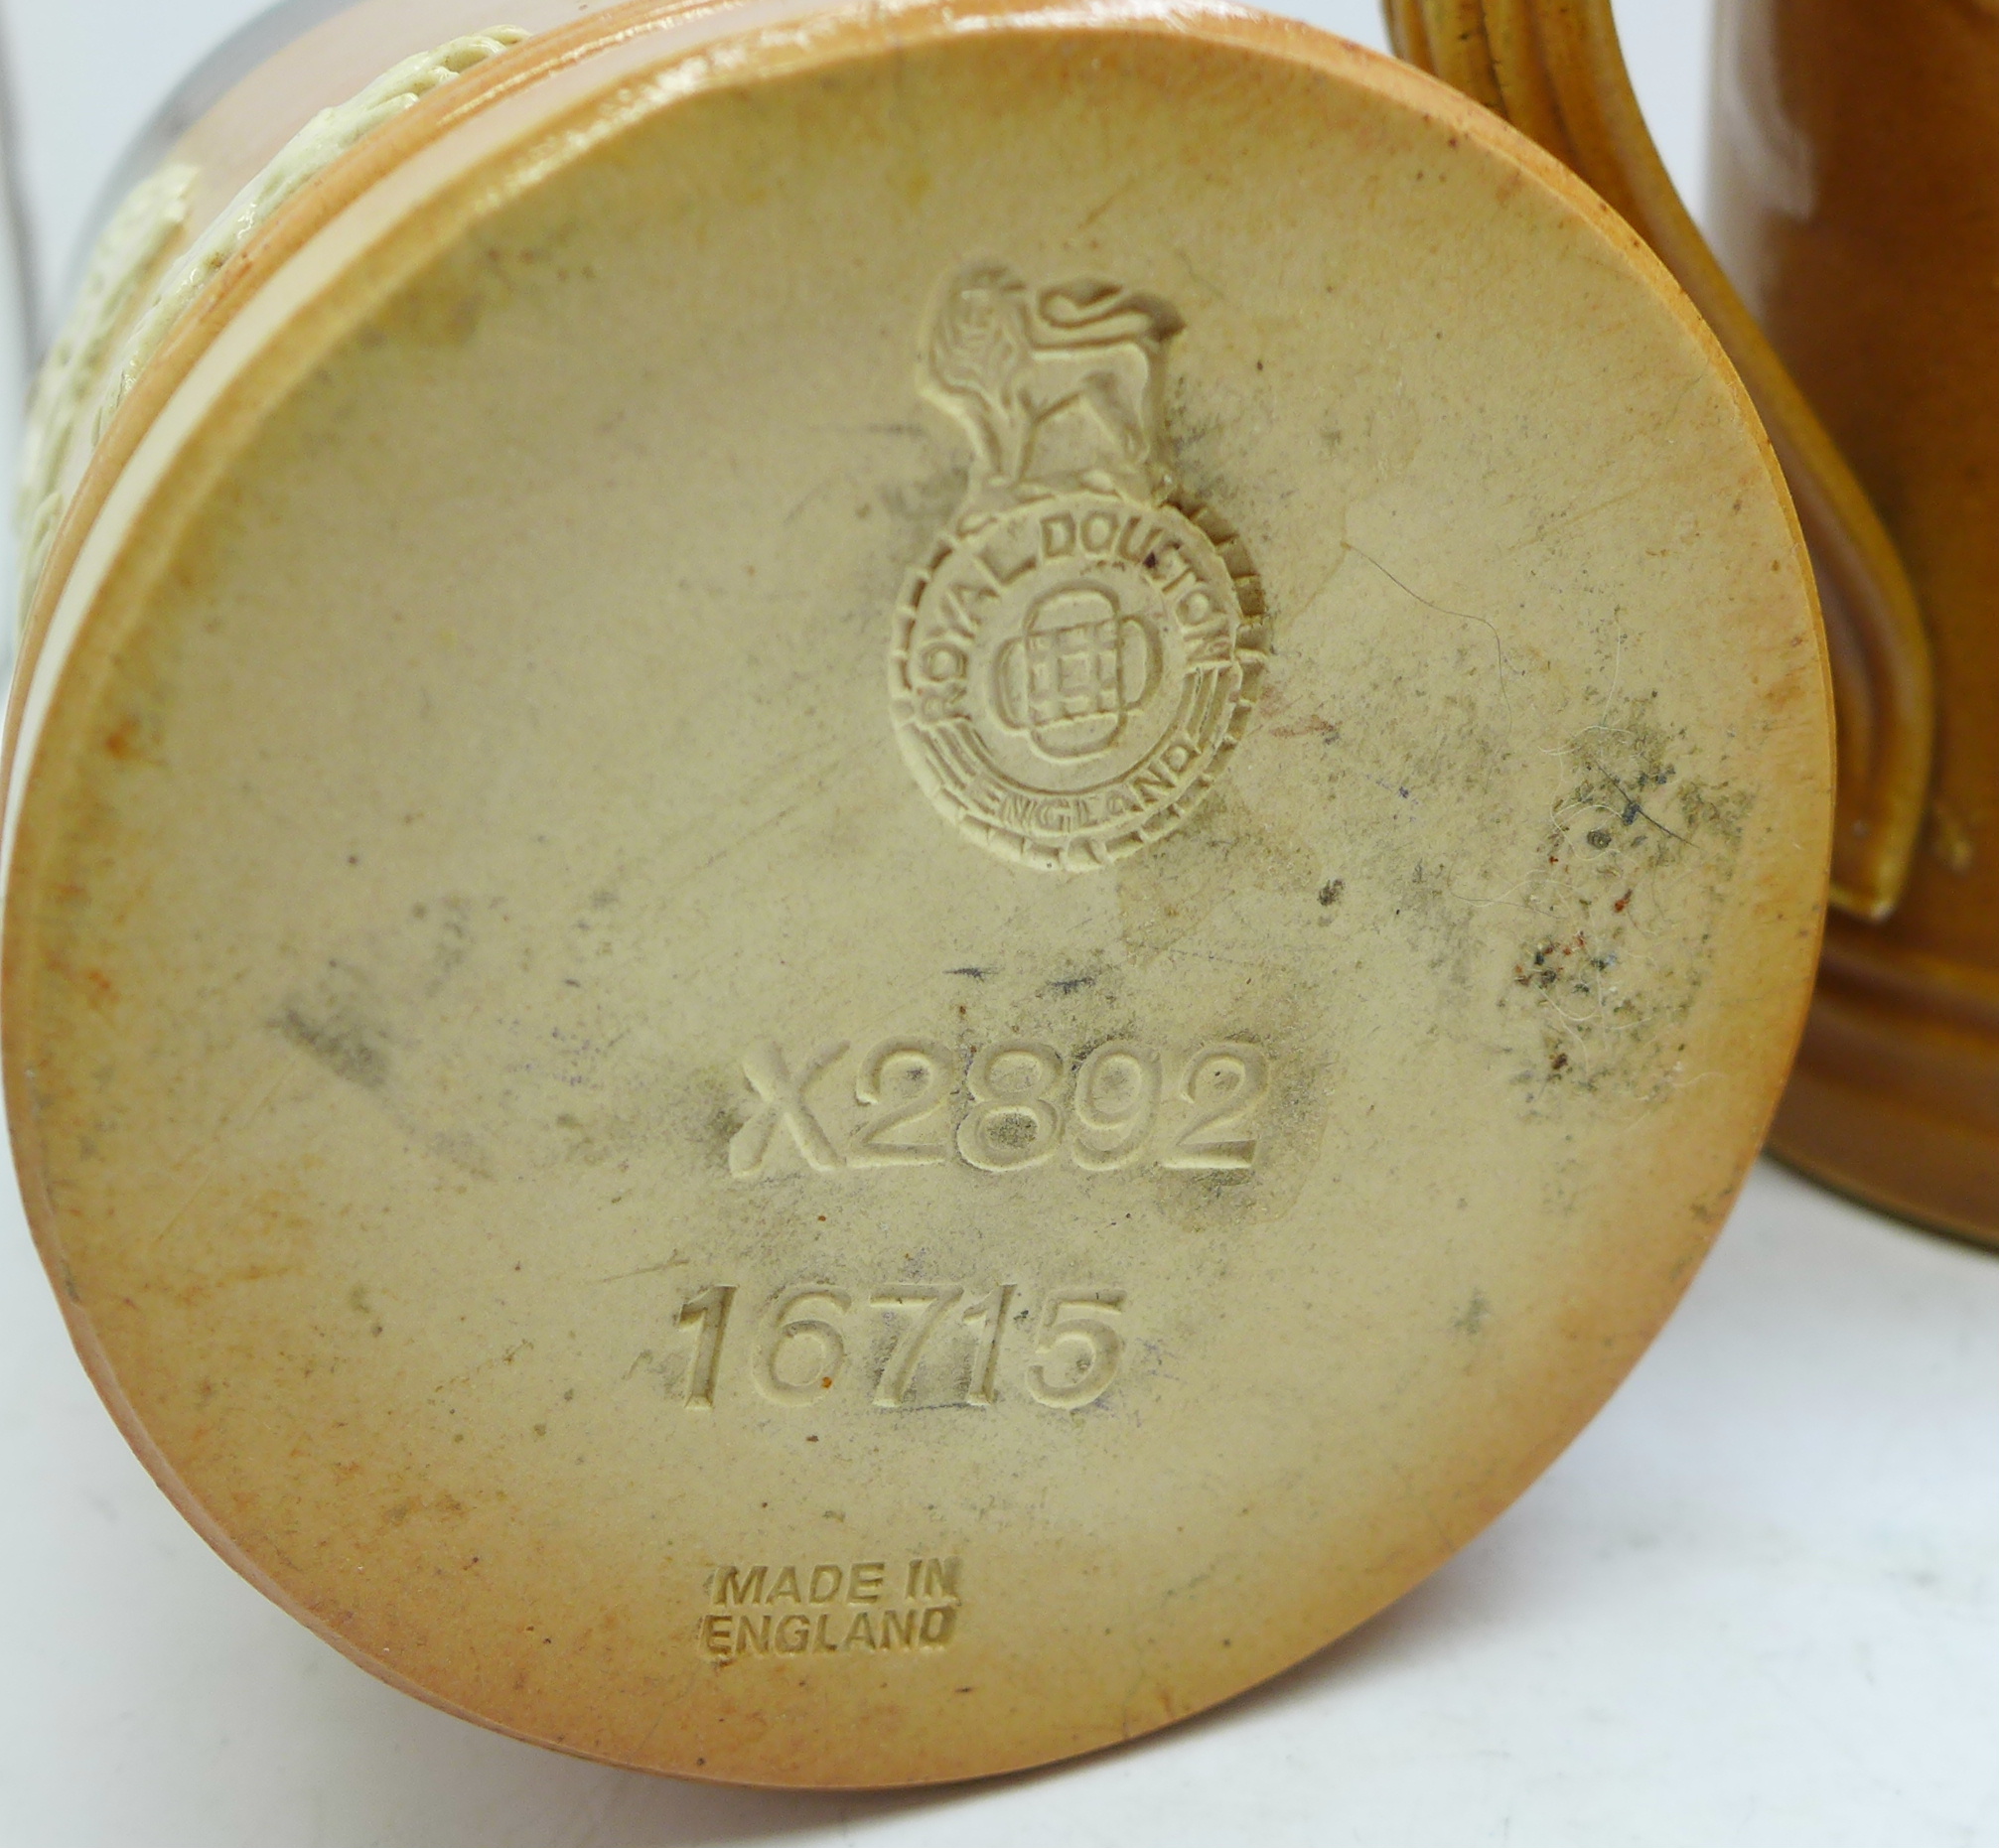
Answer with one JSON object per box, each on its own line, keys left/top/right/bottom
{"left": 4, "top": 0, "right": 1834, "bottom": 1789}
{"left": 1389, "top": 0, "right": 1999, "bottom": 1251}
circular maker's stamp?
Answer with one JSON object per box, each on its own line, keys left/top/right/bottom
{"left": 891, "top": 262, "right": 1266, "bottom": 871}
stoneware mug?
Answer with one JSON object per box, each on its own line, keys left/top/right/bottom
{"left": 1390, "top": 0, "right": 1999, "bottom": 1250}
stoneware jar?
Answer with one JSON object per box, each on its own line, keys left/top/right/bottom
{"left": 10, "top": 0, "right": 1832, "bottom": 1785}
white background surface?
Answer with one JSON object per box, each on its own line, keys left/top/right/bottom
{"left": 0, "top": 4, "right": 1994, "bottom": 1845}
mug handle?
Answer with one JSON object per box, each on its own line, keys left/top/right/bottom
{"left": 1385, "top": 0, "right": 1933, "bottom": 923}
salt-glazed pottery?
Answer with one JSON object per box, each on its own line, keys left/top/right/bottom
{"left": 1388, "top": 0, "right": 1999, "bottom": 1249}
{"left": 1711, "top": 0, "right": 1999, "bottom": 1247}
{"left": 9, "top": 0, "right": 1831, "bottom": 1786}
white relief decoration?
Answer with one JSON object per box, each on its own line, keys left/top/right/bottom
{"left": 15, "top": 27, "right": 530, "bottom": 631}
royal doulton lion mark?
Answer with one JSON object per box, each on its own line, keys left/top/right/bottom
{"left": 889, "top": 261, "right": 1266, "bottom": 871}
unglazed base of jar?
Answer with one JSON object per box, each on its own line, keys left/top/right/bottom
{"left": 6, "top": 0, "right": 1832, "bottom": 1788}
{"left": 1713, "top": 0, "right": 1999, "bottom": 1253}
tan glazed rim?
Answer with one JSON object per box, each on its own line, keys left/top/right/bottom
{"left": 7, "top": 0, "right": 713, "bottom": 798}
{"left": 5, "top": 0, "right": 1832, "bottom": 1786}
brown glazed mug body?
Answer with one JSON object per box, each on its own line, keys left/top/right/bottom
{"left": 1711, "top": 0, "right": 1999, "bottom": 1246}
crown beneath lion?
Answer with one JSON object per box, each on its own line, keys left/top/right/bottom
{"left": 921, "top": 261, "right": 1186, "bottom": 505}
